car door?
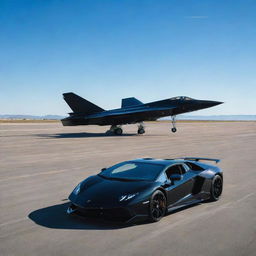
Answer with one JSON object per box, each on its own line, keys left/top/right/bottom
{"left": 165, "top": 164, "right": 196, "bottom": 207}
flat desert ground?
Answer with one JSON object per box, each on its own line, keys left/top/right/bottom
{"left": 0, "top": 121, "right": 256, "bottom": 256}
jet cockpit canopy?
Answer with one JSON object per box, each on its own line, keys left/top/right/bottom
{"left": 169, "top": 96, "right": 194, "bottom": 101}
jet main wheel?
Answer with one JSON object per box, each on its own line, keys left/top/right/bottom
{"left": 138, "top": 128, "right": 145, "bottom": 134}
{"left": 210, "top": 175, "right": 223, "bottom": 201}
{"left": 149, "top": 190, "right": 167, "bottom": 222}
{"left": 171, "top": 127, "right": 177, "bottom": 133}
{"left": 114, "top": 127, "right": 123, "bottom": 135}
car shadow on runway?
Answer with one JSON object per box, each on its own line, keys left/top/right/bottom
{"left": 29, "top": 202, "right": 202, "bottom": 230}
{"left": 36, "top": 132, "right": 137, "bottom": 138}
{"left": 28, "top": 202, "right": 133, "bottom": 230}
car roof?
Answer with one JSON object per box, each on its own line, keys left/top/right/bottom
{"left": 132, "top": 158, "right": 186, "bottom": 167}
{"left": 132, "top": 158, "right": 220, "bottom": 171}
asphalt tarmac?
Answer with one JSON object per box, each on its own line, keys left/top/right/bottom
{"left": 0, "top": 121, "right": 256, "bottom": 256}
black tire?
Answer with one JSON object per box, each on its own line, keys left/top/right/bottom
{"left": 210, "top": 175, "right": 223, "bottom": 201}
{"left": 114, "top": 128, "right": 123, "bottom": 135}
{"left": 138, "top": 128, "right": 145, "bottom": 134}
{"left": 171, "top": 127, "right": 177, "bottom": 133}
{"left": 149, "top": 190, "right": 167, "bottom": 222}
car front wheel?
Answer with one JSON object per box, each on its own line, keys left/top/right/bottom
{"left": 149, "top": 190, "right": 167, "bottom": 222}
{"left": 210, "top": 175, "right": 223, "bottom": 201}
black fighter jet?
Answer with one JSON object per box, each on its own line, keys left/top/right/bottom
{"left": 61, "top": 92, "right": 222, "bottom": 134}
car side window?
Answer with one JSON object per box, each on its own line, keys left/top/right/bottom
{"left": 165, "top": 165, "right": 182, "bottom": 180}
{"left": 157, "top": 172, "right": 168, "bottom": 183}
{"left": 185, "top": 162, "right": 204, "bottom": 171}
{"left": 179, "top": 165, "right": 186, "bottom": 174}
{"left": 182, "top": 163, "right": 190, "bottom": 172}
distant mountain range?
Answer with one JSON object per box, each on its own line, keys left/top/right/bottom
{"left": 0, "top": 114, "right": 255, "bottom": 121}
{"left": 0, "top": 115, "right": 65, "bottom": 120}
{"left": 177, "top": 115, "right": 256, "bottom": 121}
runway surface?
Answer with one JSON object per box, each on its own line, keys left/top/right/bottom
{"left": 0, "top": 121, "right": 256, "bottom": 256}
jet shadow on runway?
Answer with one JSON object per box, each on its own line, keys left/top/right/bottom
{"left": 36, "top": 132, "right": 137, "bottom": 139}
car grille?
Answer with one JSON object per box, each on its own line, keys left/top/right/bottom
{"left": 74, "top": 205, "right": 134, "bottom": 222}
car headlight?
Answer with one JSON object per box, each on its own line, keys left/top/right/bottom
{"left": 73, "top": 183, "right": 81, "bottom": 195}
{"left": 119, "top": 193, "right": 139, "bottom": 202}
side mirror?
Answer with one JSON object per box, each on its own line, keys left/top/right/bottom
{"left": 101, "top": 167, "right": 107, "bottom": 172}
{"left": 169, "top": 174, "right": 182, "bottom": 181}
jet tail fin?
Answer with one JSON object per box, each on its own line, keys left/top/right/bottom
{"left": 121, "top": 97, "right": 143, "bottom": 108}
{"left": 63, "top": 92, "right": 104, "bottom": 115}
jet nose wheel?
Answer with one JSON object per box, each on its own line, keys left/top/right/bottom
{"left": 171, "top": 116, "right": 177, "bottom": 133}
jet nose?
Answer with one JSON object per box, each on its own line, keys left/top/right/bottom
{"left": 206, "top": 100, "right": 223, "bottom": 107}
{"left": 195, "top": 100, "right": 223, "bottom": 110}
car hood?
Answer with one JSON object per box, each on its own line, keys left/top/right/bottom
{"left": 69, "top": 175, "right": 153, "bottom": 208}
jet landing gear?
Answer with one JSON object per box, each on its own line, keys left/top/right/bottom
{"left": 107, "top": 125, "right": 123, "bottom": 135}
{"left": 107, "top": 124, "right": 145, "bottom": 135}
{"left": 137, "top": 123, "right": 145, "bottom": 135}
{"left": 171, "top": 116, "right": 177, "bottom": 133}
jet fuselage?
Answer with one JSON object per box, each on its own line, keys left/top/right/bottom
{"left": 61, "top": 96, "right": 222, "bottom": 126}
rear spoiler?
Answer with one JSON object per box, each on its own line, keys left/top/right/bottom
{"left": 168, "top": 157, "right": 220, "bottom": 163}
{"left": 182, "top": 157, "right": 220, "bottom": 164}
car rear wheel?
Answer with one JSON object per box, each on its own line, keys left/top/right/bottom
{"left": 210, "top": 175, "right": 223, "bottom": 201}
{"left": 149, "top": 190, "right": 167, "bottom": 222}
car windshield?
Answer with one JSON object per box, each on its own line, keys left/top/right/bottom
{"left": 99, "top": 161, "right": 165, "bottom": 181}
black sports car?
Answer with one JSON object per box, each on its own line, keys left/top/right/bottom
{"left": 67, "top": 157, "right": 223, "bottom": 222}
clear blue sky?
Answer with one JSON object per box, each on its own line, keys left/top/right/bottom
{"left": 0, "top": 0, "right": 255, "bottom": 115}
